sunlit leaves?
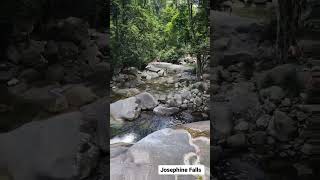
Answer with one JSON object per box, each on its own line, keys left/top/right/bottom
{"left": 110, "top": 0, "right": 208, "bottom": 68}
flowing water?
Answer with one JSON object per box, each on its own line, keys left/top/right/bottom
{"left": 110, "top": 110, "right": 207, "bottom": 143}
{"left": 110, "top": 63, "right": 205, "bottom": 144}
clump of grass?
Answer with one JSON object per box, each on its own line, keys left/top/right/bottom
{"left": 197, "top": 176, "right": 203, "bottom": 180}
{"left": 110, "top": 92, "right": 128, "bottom": 102}
{"left": 176, "top": 127, "right": 210, "bottom": 138}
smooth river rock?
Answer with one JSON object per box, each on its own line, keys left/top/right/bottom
{"left": 268, "top": 110, "right": 297, "bottom": 141}
{"left": 135, "top": 92, "right": 158, "bottom": 110}
{"left": 0, "top": 112, "right": 81, "bottom": 180}
{"left": 153, "top": 105, "right": 179, "bottom": 116}
{"left": 110, "top": 97, "right": 141, "bottom": 121}
{"left": 147, "top": 62, "right": 194, "bottom": 74}
{"left": 110, "top": 121, "right": 210, "bottom": 180}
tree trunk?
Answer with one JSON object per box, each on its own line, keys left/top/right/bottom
{"left": 187, "top": 0, "right": 195, "bottom": 41}
{"left": 196, "top": 52, "right": 208, "bottom": 80}
{"left": 196, "top": 53, "right": 203, "bottom": 79}
{"left": 276, "top": 0, "right": 302, "bottom": 64}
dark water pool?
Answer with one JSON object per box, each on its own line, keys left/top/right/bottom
{"left": 110, "top": 110, "right": 205, "bottom": 143}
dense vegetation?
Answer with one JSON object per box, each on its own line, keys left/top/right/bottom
{"left": 110, "top": 0, "right": 209, "bottom": 74}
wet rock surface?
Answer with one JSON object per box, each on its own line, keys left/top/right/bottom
{"left": 110, "top": 121, "right": 210, "bottom": 180}
{"left": 0, "top": 112, "right": 82, "bottom": 180}
{"left": 108, "top": 50, "right": 210, "bottom": 179}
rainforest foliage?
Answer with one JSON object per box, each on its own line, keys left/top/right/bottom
{"left": 110, "top": 0, "right": 209, "bottom": 70}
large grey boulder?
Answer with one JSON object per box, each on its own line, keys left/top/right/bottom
{"left": 145, "top": 64, "right": 162, "bottom": 72}
{"left": 78, "top": 42, "right": 101, "bottom": 67}
{"left": 64, "top": 85, "right": 97, "bottom": 107}
{"left": 22, "top": 85, "right": 69, "bottom": 113}
{"left": 19, "top": 40, "right": 47, "bottom": 68}
{"left": 135, "top": 92, "right": 158, "bottom": 110}
{"left": 58, "top": 41, "right": 79, "bottom": 60}
{"left": 260, "top": 86, "right": 285, "bottom": 103}
{"left": 141, "top": 71, "right": 159, "bottom": 80}
{"left": 226, "top": 82, "right": 260, "bottom": 115}
{"left": 228, "top": 91, "right": 259, "bottom": 115}
{"left": 110, "top": 113, "right": 124, "bottom": 128}
{"left": 110, "top": 97, "right": 141, "bottom": 121}
{"left": 256, "top": 114, "right": 271, "bottom": 129}
{"left": 268, "top": 110, "right": 297, "bottom": 141}
{"left": 256, "top": 64, "right": 298, "bottom": 89}
{"left": 147, "top": 62, "right": 193, "bottom": 74}
{"left": 110, "top": 123, "right": 210, "bottom": 180}
{"left": 110, "top": 143, "right": 132, "bottom": 158}
{"left": 0, "top": 112, "right": 81, "bottom": 180}
{"left": 181, "top": 90, "right": 192, "bottom": 99}
{"left": 192, "top": 82, "right": 209, "bottom": 92}
{"left": 110, "top": 92, "right": 158, "bottom": 122}
{"left": 214, "top": 37, "right": 232, "bottom": 51}
{"left": 234, "top": 121, "right": 249, "bottom": 132}
{"left": 153, "top": 105, "right": 179, "bottom": 116}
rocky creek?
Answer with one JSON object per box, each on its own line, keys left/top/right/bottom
{"left": 110, "top": 60, "right": 210, "bottom": 143}
{"left": 108, "top": 60, "right": 211, "bottom": 180}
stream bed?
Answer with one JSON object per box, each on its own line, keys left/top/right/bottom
{"left": 110, "top": 110, "right": 206, "bottom": 144}
{"left": 110, "top": 62, "right": 209, "bottom": 144}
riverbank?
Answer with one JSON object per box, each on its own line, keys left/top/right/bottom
{"left": 108, "top": 58, "right": 211, "bottom": 180}
{"left": 110, "top": 59, "right": 210, "bottom": 142}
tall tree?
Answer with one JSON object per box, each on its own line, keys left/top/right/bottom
{"left": 188, "top": 0, "right": 209, "bottom": 79}
{"left": 110, "top": 0, "right": 209, "bottom": 71}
